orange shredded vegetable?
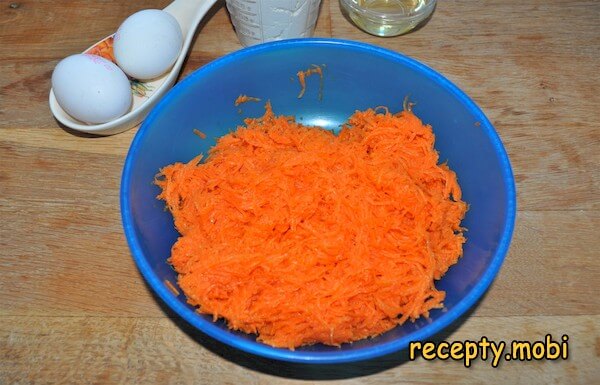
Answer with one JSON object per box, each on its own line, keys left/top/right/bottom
{"left": 234, "top": 94, "right": 261, "bottom": 106}
{"left": 164, "top": 280, "right": 180, "bottom": 296}
{"left": 193, "top": 128, "right": 207, "bottom": 139}
{"left": 156, "top": 103, "right": 467, "bottom": 349}
{"left": 86, "top": 36, "right": 116, "bottom": 63}
{"left": 296, "top": 65, "right": 323, "bottom": 99}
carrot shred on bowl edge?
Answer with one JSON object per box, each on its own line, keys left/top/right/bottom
{"left": 155, "top": 102, "right": 467, "bottom": 349}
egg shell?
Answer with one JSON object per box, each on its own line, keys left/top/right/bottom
{"left": 114, "top": 9, "right": 183, "bottom": 80}
{"left": 52, "top": 54, "right": 132, "bottom": 124}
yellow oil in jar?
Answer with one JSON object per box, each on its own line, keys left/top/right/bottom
{"left": 348, "top": 0, "right": 430, "bottom": 37}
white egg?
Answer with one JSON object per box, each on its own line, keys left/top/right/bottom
{"left": 52, "top": 54, "right": 132, "bottom": 124}
{"left": 113, "top": 9, "right": 183, "bottom": 80}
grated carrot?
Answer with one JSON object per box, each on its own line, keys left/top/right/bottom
{"left": 234, "top": 94, "right": 261, "bottom": 106}
{"left": 164, "top": 280, "right": 180, "bottom": 296}
{"left": 156, "top": 103, "right": 467, "bottom": 349}
{"left": 296, "top": 64, "right": 324, "bottom": 99}
{"left": 193, "top": 128, "right": 206, "bottom": 139}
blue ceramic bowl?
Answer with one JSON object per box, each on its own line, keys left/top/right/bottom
{"left": 121, "top": 39, "right": 516, "bottom": 364}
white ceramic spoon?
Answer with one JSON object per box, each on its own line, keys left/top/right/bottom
{"left": 49, "top": 0, "right": 218, "bottom": 135}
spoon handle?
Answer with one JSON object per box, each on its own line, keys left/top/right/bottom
{"left": 164, "top": 0, "right": 219, "bottom": 38}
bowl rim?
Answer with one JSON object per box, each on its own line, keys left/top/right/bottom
{"left": 120, "top": 38, "right": 517, "bottom": 364}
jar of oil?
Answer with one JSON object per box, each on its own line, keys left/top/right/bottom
{"left": 340, "top": 0, "right": 436, "bottom": 37}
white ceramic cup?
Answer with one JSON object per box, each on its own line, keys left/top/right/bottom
{"left": 226, "top": 0, "right": 322, "bottom": 46}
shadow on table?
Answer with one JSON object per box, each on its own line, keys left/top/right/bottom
{"left": 146, "top": 277, "right": 484, "bottom": 380}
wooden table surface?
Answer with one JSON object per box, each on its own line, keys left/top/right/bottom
{"left": 1, "top": 0, "right": 599, "bottom": 383}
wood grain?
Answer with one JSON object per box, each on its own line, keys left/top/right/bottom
{"left": 1, "top": 315, "right": 598, "bottom": 384}
{"left": 1, "top": 0, "right": 599, "bottom": 383}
